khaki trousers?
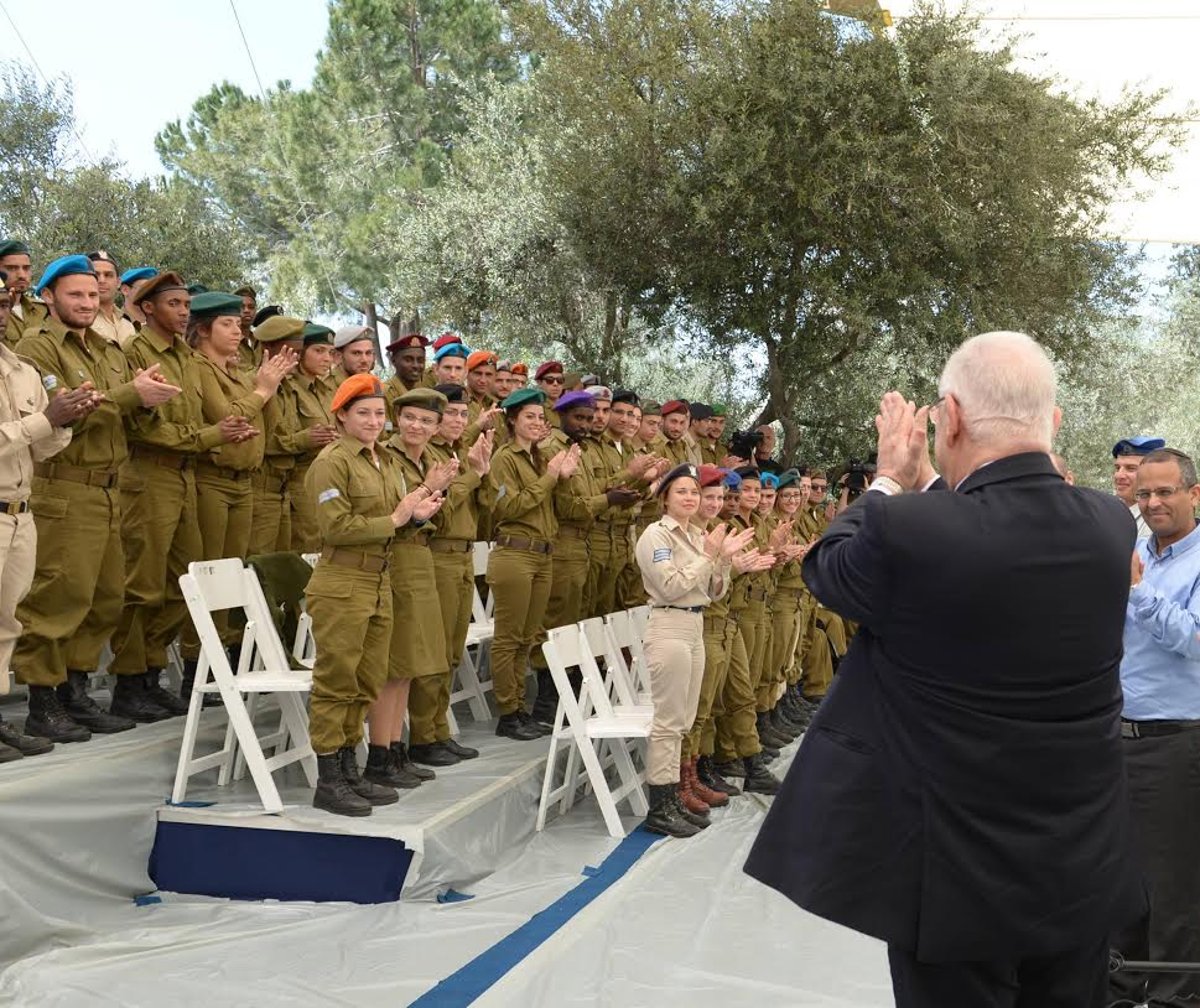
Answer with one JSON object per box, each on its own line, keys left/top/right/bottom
{"left": 765, "top": 591, "right": 802, "bottom": 706}
{"left": 182, "top": 469, "right": 253, "bottom": 655}
{"left": 714, "top": 620, "right": 761, "bottom": 761}
{"left": 247, "top": 468, "right": 291, "bottom": 555}
{"left": 802, "top": 605, "right": 835, "bottom": 698}
{"left": 15, "top": 478, "right": 123, "bottom": 686}
{"left": 532, "top": 534, "right": 589, "bottom": 670}
{"left": 429, "top": 547, "right": 474, "bottom": 742}
{"left": 110, "top": 461, "right": 202, "bottom": 675}
{"left": 306, "top": 566, "right": 391, "bottom": 753}
{"left": 288, "top": 461, "right": 320, "bottom": 553}
{"left": 584, "top": 527, "right": 615, "bottom": 619}
{"left": 0, "top": 513, "right": 36, "bottom": 693}
{"left": 644, "top": 608, "right": 705, "bottom": 785}
{"left": 486, "top": 546, "right": 552, "bottom": 715}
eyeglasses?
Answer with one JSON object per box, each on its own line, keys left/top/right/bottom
{"left": 778, "top": 492, "right": 803, "bottom": 501}
{"left": 1134, "top": 486, "right": 1192, "bottom": 502}
{"left": 540, "top": 375, "right": 564, "bottom": 385}
{"left": 399, "top": 413, "right": 439, "bottom": 429}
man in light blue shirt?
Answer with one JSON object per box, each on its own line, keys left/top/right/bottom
{"left": 1113, "top": 446, "right": 1200, "bottom": 1005}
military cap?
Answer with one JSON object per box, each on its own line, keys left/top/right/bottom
{"left": 612, "top": 389, "right": 640, "bottom": 406}
{"left": 553, "top": 390, "right": 596, "bottom": 413}
{"left": 331, "top": 373, "right": 385, "bottom": 413}
{"left": 393, "top": 387, "right": 448, "bottom": 416}
{"left": 641, "top": 400, "right": 662, "bottom": 417}
{"left": 655, "top": 462, "right": 701, "bottom": 497}
{"left": 432, "top": 332, "right": 462, "bottom": 352}
{"left": 588, "top": 386, "right": 613, "bottom": 402}
{"left": 722, "top": 470, "right": 743, "bottom": 490}
{"left": 563, "top": 371, "right": 584, "bottom": 389}
{"left": 189, "top": 291, "right": 243, "bottom": 319}
{"left": 580, "top": 373, "right": 600, "bottom": 387}
{"left": 1113, "top": 435, "right": 1165, "bottom": 458}
{"left": 87, "top": 250, "right": 120, "bottom": 271}
{"left": 434, "top": 342, "right": 471, "bottom": 362}
{"left": 135, "top": 271, "right": 188, "bottom": 305}
{"left": 808, "top": 468, "right": 827, "bottom": 481}
{"left": 233, "top": 285, "right": 256, "bottom": 299}
{"left": 466, "top": 349, "right": 498, "bottom": 372}
{"left": 35, "top": 254, "right": 96, "bottom": 295}
{"left": 710, "top": 403, "right": 728, "bottom": 417}
{"left": 434, "top": 383, "right": 467, "bottom": 404}
{"left": 510, "top": 362, "right": 528, "bottom": 377}
{"left": 760, "top": 471, "right": 780, "bottom": 490}
{"left": 252, "top": 304, "right": 283, "bottom": 327}
{"left": 120, "top": 266, "right": 157, "bottom": 286}
{"left": 698, "top": 464, "right": 726, "bottom": 488}
{"left": 689, "top": 402, "right": 714, "bottom": 421}
{"left": 303, "top": 322, "right": 334, "bottom": 346}
{"left": 501, "top": 387, "right": 546, "bottom": 411}
{"left": 186, "top": 282, "right": 209, "bottom": 296}
{"left": 661, "top": 399, "right": 689, "bottom": 417}
{"left": 334, "top": 325, "right": 374, "bottom": 350}
{"left": 387, "top": 333, "right": 428, "bottom": 354}
{"left": 254, "top": 315, "right": 305, "bottom": 344}
{"left": 495, "top": 359, "right": 515, "bottom": 373}
{"left": 0, "top": 240, "right": 31, "bottom": 259}
{"left": 535, "top": 360, "right": 563, "bottom": 381}
{"left": 776, "top": 468, "right": 803, "bottom": 489}
{"left": 733, "top": 465, "right": 761, "bottom": 482}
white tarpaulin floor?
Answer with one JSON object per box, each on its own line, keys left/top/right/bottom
{"left": 0, "top": 690, "right": 892, "bottom": 1007}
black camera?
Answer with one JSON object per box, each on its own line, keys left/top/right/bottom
{"left": 729, "top": 429, "right": 763, "bottom": 461}
{"left": 843, "top": 457, "right": 877, "bottom": 497}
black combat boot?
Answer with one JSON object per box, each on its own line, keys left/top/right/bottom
{"left": 408, "top": 741, "right": 461, "bottom": 766}
{"left": 58, "top": 671, "right": 135, "bottom": 733}
{"left": 742, "top": 752, "right": 781, "bottom": 795}
{"left": 698, "top": 755, "right": 741, "bottom": 796}
{"left": 313, "top": 752, "right": 372, "bottom": 817}
{"left": 517, "top": 710, "right": 553, "bottom": 737}
{"left": 644, "top": 783, "right": 701, "bottom": 838}
{"left": 390, "top": 741, "right": 436, "bottom": 781}
{"left": 339, "top": 747, "right": 398, "bottom": 805}
{"left": 442, "top": 737, "right": 479, "bottom": 759}
{"left": 143, "top": 668, "right": 189, "bottom": 716}
{"left": 769, "top": 706, "right": 801, "bottom": 740}
{"left": 110, "top": 674, "right": 171, "bottom": 723}
{"left": 756, "top": 712, "right": 790, "bottom": 749}
{"left": 0, "top": 712, "right": 51, "bottom": 756}
{"left": 27, "top": 685, "right": 91, "bottom": 742}
{"left": 496, "top": 711, "right": 542, "bottom": 741}
{"left": 712, "top": 757, "right": 746, "bottom": 779}
{"left": 363, "top": 744, "right": 422, "bottom": 789}
{"left": 179, "top": 659, "right": 221, "bottom": 709}
{"left": 529, "top": 669, "right": 559, "bottom": 727}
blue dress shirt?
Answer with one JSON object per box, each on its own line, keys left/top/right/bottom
{"left": 1121, "top": 519, "right": 1200, "bottom": 719}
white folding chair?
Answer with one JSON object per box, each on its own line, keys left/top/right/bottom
{"left": 536, "top": 623, "right": 650, "bottom": 838}
{"left": 627, "top": 604, "right": 650, "bottom": 642}
{"left": 172, "top": 559, "right": 316, "bottom": 813}
{"left": 448, "top": 542, "right": 495, "bottom": 719}
{"left": 582, "top": 616, "right": 653, "bottom": 714}
{"left": 604, "top": 609, "right": 652, "bottom": 704}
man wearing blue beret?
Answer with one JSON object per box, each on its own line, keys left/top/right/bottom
{"left": 118, "top": 267, "right": 157, "bottom": 330}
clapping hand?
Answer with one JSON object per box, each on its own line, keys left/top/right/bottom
{"left": 218, "top": 415, "right": 259, "bottom": 444}
{"left": 1131, "top": 550, "right": 1144, "bottom": 588}
{"left": 254, "top": 346, "right": 298, "bottom": 397}
{"left": 424, "top": 457, "right": 460, "bottom": 494}
{"left": 132, "top": 364, "right": 182, "bottom": 406}
{"left": 874, "top": 392, "right": 930, "bottom": 491}
{"left": 467, "top": 430, "right": 493, "bottom": 476}
{"left": 733, "top": 548, "right": 776, "bottom": 574}
{"left": 722, "top": 524, "right": 757, "bottom": 558}
{"left": 413, "top": 492, "right": 444, "bottom": 521}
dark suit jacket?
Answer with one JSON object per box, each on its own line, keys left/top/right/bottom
{"left": 744, "top": 452, "right": 1145, "bottom": 961}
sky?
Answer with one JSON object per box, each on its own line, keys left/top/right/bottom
{"left": 1, "top": 0, "right": 1197, "bottom": 247}
{"left": 0, "top": 0, "right": 330, "bottom": 179}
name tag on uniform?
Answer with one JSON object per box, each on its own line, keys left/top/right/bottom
{"left": 653, "top": 548, "right": 672, "bottom": 563}
{"left": 318, "top": 489, "right": 340, "bottom": 504}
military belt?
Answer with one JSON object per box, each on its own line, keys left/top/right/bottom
{"left": 558, "top": 523, "right": 590, "bottom": 540}
{"left": 195, "top": 460, "right": 251, "bottom": 481}
{"left": 652, "top": 604, "right": 704, "bottom": 614}
{"left": 428, "top": 538, "right": 472, "bottom": 554}
{"left": 391, "top": 534, "right": 432, "bottom": 549}
{"left": 131, "top": 446, "right": 193, "bottom": 470}
{"left": 777, "top": 585, "right": 807, "bottom": 598}
{"left": 34, "top": 462, "right": 118, "bottom": 489}
{"left": 0, "top": 500, "right": 29, "bottom": 515}
{"left": 746, "top": 588, "right": 770, "bottom": 602}
{"left": 1120, "top": 718, "right": 1200, "bottom": 739}
{"left": 319, "top": 547, "right": 389, "bottom": 573}
{"left": 494, "top": 534, "right": 553, "bottom": 555}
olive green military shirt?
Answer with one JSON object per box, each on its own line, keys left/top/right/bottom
{"left": 194, "top": 354, "right": 267, "bottom": 471}
{"left": 384, "top": 434, "right": 438, "bottom": 544}
{"left": 8, "top": 294, "right": 49, "bottom": 346}
{"left": 662, "top": 435, "right": 699, "bottom": 467}
{"left": 489, "top": 441, "right": 558, "bottom": 542}
{"left": 124, "top": 326, "right": 224, "bottom": 453}
{"left": 15, "top": 317, "right": 143, "bottom": 470}
{"left": 306, "top": 435, "right": 401, "bottom": 554}
{"left": 546, "top": 428, "right": 608, "bottom": 529}
{"left": 283, "top": 372, "right": 336, "bottom": 462}
{"left": 427, "top": 436, "right": 483, "bottom": 541}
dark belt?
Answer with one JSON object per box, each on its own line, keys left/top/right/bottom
{"left": 0, "top": 500, "right": 29, "bottom": 515}
{"left": 653, "top": 604, "right": 704, "bottom": 614}
{"left": 391, "top": 534, "right": 431, "bottom": 548}
{"left": 195, "top": 460, "right": 251, "bottom": 481}
{"left": 495, "top": 535, "right": 553, "bottom": 555}
{"left": 131, "top": 446, "right": 192, "bottom": 470}
{"left": 1121, "top": 718, "right": 1200, "bottom": 739}
{"left": 558, "top": 524, "right": 590, "bottom": 540}
{"left": 319, "top": 547, "right": 389, "bottom": 573}
{"left": 746, "top": 588, "right": 769, "bottom": 603}
{"left": 777, "top": 585, "right": 807, "bottom": 598}
{"left": 34, "top": 462, "right": 118, "bottom": 489}
{"left": 428, "top": 538, "right": 472, "bottom": 554}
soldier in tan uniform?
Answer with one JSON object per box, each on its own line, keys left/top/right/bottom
{"left": 86, "top": 251, "right": 137, "bottom": 348}
{"left": 118, "top": 267, "right": 156, "bottom": 330}
{"left": 108, "top": 272, "right": 257, "bottom": 721}
{"left": 0, "top": 240, "right": 48, "bottom": 345}
{"left": 0, "top": 265, "right": 92, "bottom": 759}
{"left": 14, "top": 255, "right": 182, "bottom": 741}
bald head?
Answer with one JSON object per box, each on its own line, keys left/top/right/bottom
{"left": 938, "top": 331, "right": 1057, "bottom": 449}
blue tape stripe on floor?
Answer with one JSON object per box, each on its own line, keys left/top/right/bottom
{"left": 409, "top": 825, "right": 660, "bottom": 1007}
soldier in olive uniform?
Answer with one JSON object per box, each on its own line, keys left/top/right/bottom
{"left": 14, "top": 255, "right": 182, "bottom": 740}
{"left": 383, "top": 333, "right": 432, "bottom": 405}
{"left": 108, "top": 273, "right": 258, "bottom": 721}
{"left": 660, "top": 400, "right": 701, "bottom": 467}
{"left": 331, "top": 325, "right": 376, "bottom": 384}
{"left": 284, "top": 327, "right": 339, "bottom": 551}
{"left": 487, "top": 388, "right": 581, "bottom": 741}
{"left": 0, "top": 240, "right": 48, "bottom": 345}
{"left": 534, "top": 361, "right": 565, "bottom": 430}
{"left": 118, "top": 267, "right": 156, "bottom": 330}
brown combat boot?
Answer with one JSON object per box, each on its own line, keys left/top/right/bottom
{"left": 686, "top": 756, "right": 728, "bottom": 808}
{"left": 677, "top": 761, "right": 711, "bottom": 817}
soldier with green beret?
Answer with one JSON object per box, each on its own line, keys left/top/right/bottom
{"left": 283, "top": 322, "right": 339, "bottom": 551}
{"left": 0, "top": 240, "right": 48, "bottom": 346}
{"left": 178, "top": 293, "right": 298, "bottom": 695}
{"left": 370, "top": 386, "right": 465, "bottom": 774}
{"left": 13, "top": 255, "right": 183, "bottom": 740}
{"left": 108, "top": 273, "right": 258, "bottom": 721}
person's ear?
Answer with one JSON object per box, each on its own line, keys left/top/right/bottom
{"left": 1051, "top": 406, "right": 1062, "bottom": 439}
{"left": 943, "top": 393, "right": 965, "bottom": 443}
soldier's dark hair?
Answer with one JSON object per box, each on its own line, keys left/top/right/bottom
{"left": 1142, "top": 448, "right": 1197, "bottom": 488}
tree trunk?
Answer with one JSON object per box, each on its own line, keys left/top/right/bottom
{"left": 362, "top": 302, "right": 385, "bottom": 366}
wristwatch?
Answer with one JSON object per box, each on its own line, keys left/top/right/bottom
{"left": 868, "top": 475, "right": 904, "bottom": 496}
